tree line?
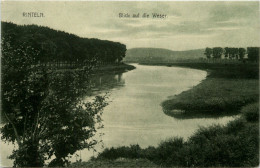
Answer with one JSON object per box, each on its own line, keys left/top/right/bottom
{"left": 204, "top": 47, "right": 259, "bottom": 62}
{"left": 1, "top": 22, "right": 126, "bottom": 67}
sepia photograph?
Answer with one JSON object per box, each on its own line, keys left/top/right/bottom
{"left": 0, "top": 1, "right": 259, "bottom": 167}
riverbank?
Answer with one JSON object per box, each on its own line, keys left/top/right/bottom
{"left": 141, "top": 62, "right": 258, "bottom": 118}
{"left": 55, "top": 63, "right": 136, "bottom": 75}
{"left": 69, "top": 107, "right": 259, "bottom": 167}
{"left": 89, "top": 106, "right": 258, "bottom": 167}
{"left": 94, "top": 63, "right": 136, "bottom": 75}
{"left": 69, "top": 62, "right": 259, "bottom": 167}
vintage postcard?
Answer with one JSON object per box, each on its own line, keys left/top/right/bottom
{"left": 1, "top": 1, "right": 259, "bottom": 167}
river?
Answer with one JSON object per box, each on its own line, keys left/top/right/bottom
{"left": 0, "top": 64, "right": 237, "bottom": 166}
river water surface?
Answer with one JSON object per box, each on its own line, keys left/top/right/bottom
{"left": 0, "top": 64, "right": 237, "bottom": 166}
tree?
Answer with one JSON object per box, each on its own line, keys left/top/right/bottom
{"left": 204, "top": 47, "right": 213, "bottom": 59}
{"left": 212, "top": 47, "right": 223, "bottom": 59}
{"left": 247, "top": 47, "right": 259, "bottom": 62}
{"left": 224, "top": 47, "right": 230, "bottom": 59}
{"left": 2, "top": 22, "right": 127, "bottom": 65}
{"left": 234, "top": 48, "right": 239, "bottom": 59}
{"left": 229, "top": 48, "right": 239, "bottom": 59}
{"left": 1, "top": 37, "right": 108, "bottom": 167}
{"left": 238, "top": 48, "right": 246, "bottom": 60}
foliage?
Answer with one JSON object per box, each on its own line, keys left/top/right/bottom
{"left": 98, "top": 145, "right": 142, "bottom": 160}
{"left": 1, "top": 37, "right": 108, "bottom": 167}
{"left": 212, "top": 47, "right": 223, "bottom": 59}
{"left": 224, "top": 47, "right": 230, "bottom": 58}
{"left": 70, "top": 158, "right": 157, "bottom": 167}
{"left": 205, "top": 47, "right": 259, "bottom": 61}
{"left": 238, "top": 48, "right": 246, "bottom": 60}
{"left": 241, "top": 103, "right": 259, "bottom": 122}
{"left": 204, "top": 47, "right": 212, "bottom": 59}
{"left": 94, "top": 117, "right": 259, "bottom": 167}
{"left": 1, "top": 21, "right": 126, "bottom": 66}
{"left": 229, "top": 47, "right": 239, "bottom": 59}
{"left": 247, "top": 47, "right": 259, "bottom": 62}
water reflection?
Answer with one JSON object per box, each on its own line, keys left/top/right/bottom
{"left": 89, "top": 73, "right": 125, "bottom": 95}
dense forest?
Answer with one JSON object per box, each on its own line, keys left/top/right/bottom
{"left": 204, "top": 47, "right": 259, "bottom": 62}
{"left": 1, "top": 22, "right": 126, "bottom": 67}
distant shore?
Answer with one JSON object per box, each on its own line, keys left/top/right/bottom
{"left": 94, "top": 63, "right": 136, "bottom": 75}
{"left": 54, "top": 63, "right": 136, "bottom": 75}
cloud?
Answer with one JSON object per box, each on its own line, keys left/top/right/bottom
{"left": 1, "top": 1, "right": 259, "bottom": 50}
{"left": 209, "top": 2, "right": 258, "bottom": 22}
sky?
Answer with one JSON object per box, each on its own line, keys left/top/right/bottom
{"left": 1, "top": 1, "right": 260, "bottom": 51}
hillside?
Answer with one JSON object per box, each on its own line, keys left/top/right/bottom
{"left": 1, "top": 22, "right": 126, "bottom": 65}
{"left": 124, "top": 48, "right": 205, "bottom": 63}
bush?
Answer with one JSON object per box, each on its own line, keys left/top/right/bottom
{"left": 97, "top": 145, "right": 142, "bottom": 160}
{"left": 226, "top": 118, "right": 246, "bottom": 135}
{"left": 241, "top": 103, "right": 259, "bottom": 122}
{"left": 153, "top": 137, "right": 184, "bottom": 166}
{"left": 95, "top": 119, "right": 259, "bottom": 167}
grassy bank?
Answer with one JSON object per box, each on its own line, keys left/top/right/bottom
{"left": 144, "top": 62, "right": 259, "bottom": 118}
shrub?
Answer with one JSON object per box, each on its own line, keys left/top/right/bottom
{"left": 153, "top": 137, "right": 184, "bottom": 166}
{"left": 95, "top": 121, "right": 259, "bottom": 167}
{"left": 241, "top": 103, "right": 259, "bottom": 122}
{"left": 226, "top": 118, "right": 246, "bottom": 135}
{"left": 97, "top": 144, "right": 142, "bottom": 160}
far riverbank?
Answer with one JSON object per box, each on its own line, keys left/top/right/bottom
{"left": 94, "top": 63, "right": 136, "bottom": 75}
{"left": 54, "top": 63, "right": 136, "bottom": 75}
